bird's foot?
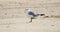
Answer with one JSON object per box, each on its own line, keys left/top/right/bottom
{"left": 26, "top": 21, "right": 32, "bottom": 24}
{"left": 29, "top": 21, "right": 32, "bottom": 23}
{"left": 31, "top": 17, "right": 37, "bottom": 19}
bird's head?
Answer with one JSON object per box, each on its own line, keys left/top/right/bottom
{"left": 24, "top": 8, "right": 31, "bottom": 13}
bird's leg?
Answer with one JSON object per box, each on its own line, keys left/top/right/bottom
{"left": 29, "top": 17, "right": 33, "bottom": 23}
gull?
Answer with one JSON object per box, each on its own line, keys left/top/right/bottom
{"left": 25, "top": 8, "right": 45, "bottom": 23}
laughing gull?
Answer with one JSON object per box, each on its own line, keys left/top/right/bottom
{"left": 25, "top": 8, "right": 45, "bottom": 23}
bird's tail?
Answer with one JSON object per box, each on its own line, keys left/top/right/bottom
{"left": 34, "top": 14, "right": 45, "bottom": 17}
{"left": 40, "top": 14, "right": 45, "bottom": 16}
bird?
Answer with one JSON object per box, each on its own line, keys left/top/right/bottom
{"left": 25, "top": 8, "right": 40, "bottom": 23}
{"left": 25, "top": 8, "right": 46, "bottom": 23}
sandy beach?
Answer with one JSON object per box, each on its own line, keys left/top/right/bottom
{"left": 0, "top": 0, "right": 60, "bottom": 32}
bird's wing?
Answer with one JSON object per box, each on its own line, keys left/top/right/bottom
{"left": 28, "top": 12, "right": 35, "bottom": 15}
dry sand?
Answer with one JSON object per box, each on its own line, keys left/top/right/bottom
{"left": 0, "top": 0, "right": 60, "bottom": 32}
{"left": 0, "top": 18, "right": 60, "bottom": 32}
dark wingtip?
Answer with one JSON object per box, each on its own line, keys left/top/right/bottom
{"left": 33, "top": 14, "right": 45, "bottom": 17}
{"left": 40, "top": 14, "right": 45, "bottom": 16}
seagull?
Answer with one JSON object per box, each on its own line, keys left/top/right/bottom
{"left": 25, "top": 8, "right": 46, "bottom": 23}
